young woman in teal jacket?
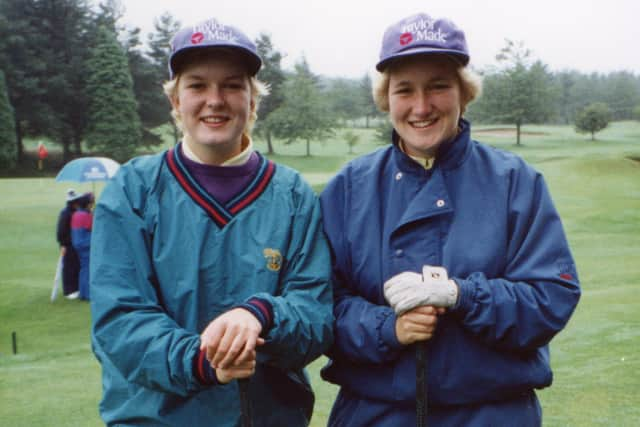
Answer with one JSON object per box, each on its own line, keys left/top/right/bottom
{"left": 90, "top": 17, "right": 333, "bottom": 427}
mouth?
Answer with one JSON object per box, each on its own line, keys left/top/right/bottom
{"left": 409, "top": 117, "right": 438, "bottom": 129}
{"left": 201, "top": 115, "right": 229, "bottom": 126}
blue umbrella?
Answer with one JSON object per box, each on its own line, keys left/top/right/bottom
{"left": 55, "top": 157, "right": 121, "bottom": 193}
{"left": 55, "top": 157, "right": 120, "bottom": 183}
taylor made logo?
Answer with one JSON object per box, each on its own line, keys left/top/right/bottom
{"left": 400, "top": 33, "right": 413, "bottom": 46}
{"left": 191, "top": 32, "right": 204, "bottom": 44}
{"left": 399, "top": 18, "right": 447, "bottom": 46}
{"left": 83, "top": 167, "right": 107, "bottom": 180}
{"left": 191, "top": 19, "right": 238, "bottom": 45}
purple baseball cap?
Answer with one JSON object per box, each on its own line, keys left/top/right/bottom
{"left": 376, "top": 13, "right": 469, "bottom": 71}
{"left": 168, "top": 18, "right": 262, "bottom": 79}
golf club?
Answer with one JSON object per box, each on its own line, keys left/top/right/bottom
{"left": 415, "top": 265, "right": 449, "bottom": 427}
{"left": 50, "top": 255, "right": 63, "bottom": 302}
{"left": 238, "top": 378, "right": 252, "bottom": 427}
{"left": 416, "top": 343, "right": 428, "bottom": 427}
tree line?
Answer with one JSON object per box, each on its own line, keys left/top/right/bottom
{"left": 467, "top": 40, "right": 640, "bottom": 144}
{"left": 1, "top": 1, "right": 639, "bottom": 170}
{"left": 0, "top": 0, "right": 176, "bottom": 168}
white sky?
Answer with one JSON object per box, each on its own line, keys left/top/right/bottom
{"left": 120, "top": 0, "right": 639, "bottom": 78}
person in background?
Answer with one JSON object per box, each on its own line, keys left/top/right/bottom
{"left": 56, "top": 189, "right": 81, "bottom": 299}
{"left": 70, "top": 192, "right": 93, "bottom": 301}
{"left": 319, "top": 12, "right": 581, "bottom": 426}
{"left": 89, "top": 17, "right": 333, "bottom": 426}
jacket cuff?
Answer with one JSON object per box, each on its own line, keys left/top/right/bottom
{"left": 193, "top": 348, "right": 218, "bottom": 386}
{"left": 236, "top": 297, "right": 274, "bottom": 336}
{"left": 450, "top": 278, "right": 475, "bottom": 314}
{"left": 379, "top": 309, "right": 402, "bottom": 350}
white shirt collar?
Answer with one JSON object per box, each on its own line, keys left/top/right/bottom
{"left": 181, "top": 135, "right": 254, "bottom": 166}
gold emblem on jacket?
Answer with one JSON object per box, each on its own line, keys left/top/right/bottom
{"left": 263, "top": 248, "right": 282, "bottom": 271}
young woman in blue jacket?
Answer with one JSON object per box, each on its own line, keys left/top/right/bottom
{"left": 90, "top": 17, "right": 332, "bottom": 427}
{"left": 320, "top": 12, "right": 581, "bottom": 427}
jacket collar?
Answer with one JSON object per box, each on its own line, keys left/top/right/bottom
{"left": 391, "top": 118, "right": 472, "bottom": 174}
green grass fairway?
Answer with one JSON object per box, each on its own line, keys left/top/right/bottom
{"left": 1, "top": 121, "right": 639, "bottom": 426}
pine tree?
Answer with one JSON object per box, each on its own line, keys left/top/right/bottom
{"left": 255, "top": 33, "right": 286, "bottom": 154}
{"left": 84, "top": 26, "right": 142, "bottom": 162}
{"left": 0, "top": 0, "right": 93, "bottom": 161}
{"left": 359, "top": 73, "right": 379, "bottom": 128}
{"left": 0, "top": 0, "right": 51, "bottom": 161}
{"left": 147, "top": 12, "right": 181, "bottom": 143}
{"left": 40, "top": 0, "right": 93, "bottom": 160}
{"left": 147, "top": 12, "right": 181, "bottom": 70}
{"left": 269, "top": 58, "right": 335, "bottom": 156}
{"left": 124, "top": 25, "right": 165, "bottom": 147}
{"left": 0, "top": 71, "right": 17, "bottom": 169}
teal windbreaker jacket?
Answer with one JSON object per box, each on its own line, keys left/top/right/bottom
{"left": 90, "top": 147, "right": 333, "bottom": 426}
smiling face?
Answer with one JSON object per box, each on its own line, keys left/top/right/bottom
{"left": 170, "top": 53, "right": 253, "bottom": 164}
{"left": 388, "top": 55, "right": 462, "bottom": 158}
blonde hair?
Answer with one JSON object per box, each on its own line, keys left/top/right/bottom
{"left": 163, "top": 49, "right": 269, "bottom": 138}
{"left": 372, "top": 55, "right": 482, "bottom": 115}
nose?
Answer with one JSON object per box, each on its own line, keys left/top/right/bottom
{"left": 205, "top": 86, "right": 225, "bottom": 109}
{"left": 412, "top": 91, "right": 432, "bottom": 116}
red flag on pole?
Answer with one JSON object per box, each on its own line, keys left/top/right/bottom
{"left": 38, "top": 142, "right": 48, "bottom": 160}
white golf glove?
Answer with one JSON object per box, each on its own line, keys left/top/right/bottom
{"left": 383, "top": 266, "right": 458, "bottom": 315}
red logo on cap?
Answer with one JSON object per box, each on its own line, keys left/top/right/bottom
{"left": 399, "top": 32, "right": 413, "bottom": 46}
{"left": 191, "top": 32, "right": 204, "bottom": 44}
{"left": 560, "top": 273, "right": 573, "bottom": 280}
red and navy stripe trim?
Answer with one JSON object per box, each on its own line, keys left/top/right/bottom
{"left": 228, "top": 159, "right": 275, "bottom": 214}
{"left": 165, "top": 147, "right": 230, "bottom": 227}
{"left": 193, "top": 349, "right": 218, "bottom": 385}
{"left": 165, "top": 144, "right": 276, "bottom": 228}
{"left": 237, "top": 297, "right": 274, "bottom": 334}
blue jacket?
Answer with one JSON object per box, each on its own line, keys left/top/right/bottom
{"left": 90, "top": 148, "right": 333, "bottom": 426}
{"left": 320, "top": 120, "right": 580, "bottom": 426}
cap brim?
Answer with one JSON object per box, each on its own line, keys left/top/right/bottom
{"left": 376, "top": 47, "right": 469, "bottom": 71}
{"left": 170, "top": 45, "right": 261, "bottom": 78}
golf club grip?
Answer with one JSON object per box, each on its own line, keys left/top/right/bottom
{"left": 238, "top": 378, "right": 253, "bottom": 427}
{"left": 416, "top": 342, "right": 428, "bottom": 427}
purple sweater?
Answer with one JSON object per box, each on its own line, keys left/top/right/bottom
{"left": 180, "top": 148, "right": 261, "bottom": 205}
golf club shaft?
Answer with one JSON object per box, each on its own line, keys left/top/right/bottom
{"left": 238, "top": 378, "right": 253, "bottom": 427}
{"left": 416, "top": 342, "right": 428, "bottom": 427}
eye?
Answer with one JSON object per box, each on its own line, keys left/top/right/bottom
{"left": 187, "top": 82, "right": 205, "bottom": 90}
{"left": 392, "top": 86, "right": 412, "bottom": 95}
{"left": 223, "top": 80, "right": 246, "bottom": 90}
{"left": 431, "top": 81, "right": 453, "bottom": 90}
